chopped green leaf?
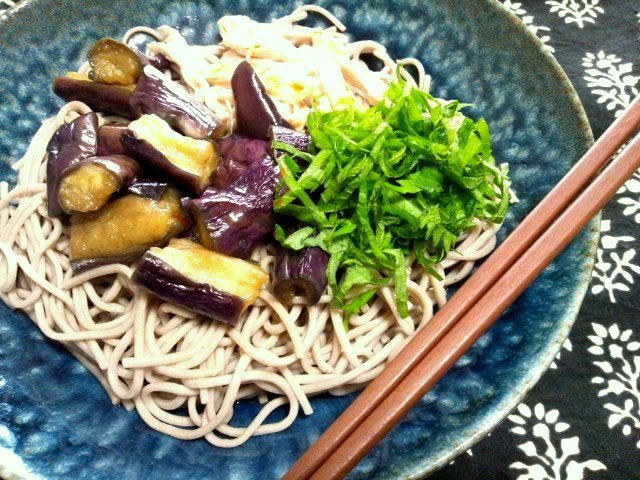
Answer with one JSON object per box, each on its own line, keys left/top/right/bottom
{"left": 274, "top": 72, "right": 511, "bottom": 316}
{"left": 277, "top": 226, "right": 315, "bottom": 250}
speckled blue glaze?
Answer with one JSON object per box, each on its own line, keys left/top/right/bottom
{"left": 0, "top": 1, "right": 597, "bottom": 479}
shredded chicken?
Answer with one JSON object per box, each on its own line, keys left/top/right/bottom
{"left": 143, "top": 5, "right": 430, "bottom": 132}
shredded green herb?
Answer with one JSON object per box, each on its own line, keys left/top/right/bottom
{"left": 274, "top": 74, "right": 511, "bottom": 317}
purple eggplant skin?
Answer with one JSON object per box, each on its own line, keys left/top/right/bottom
{"left": 120, "top": 123, "right": 217, "bottom": 195}
{"left": 71, "top": 256, "right": 134, "bottom": 275}
{"left": 231, "top": 61, "right": 291, "bottom": 140}
{"left": 129, "top": 65, "right": 224, "bottom": 140}
{"left": 53, "top": 76, "right": 134, "bottom": 119}
{"left": 213, "top": 135, "right": 270, "bottom": 189}
{"left": 177, "top": 227, "right": 199, "bottom": 242}
{"left": 133, "top": 252, "right": 245, "bottom": 325}
{"left": 127, "top": 180, "right": 170, "bottom": 201}
{"left": 268, "top": 126, "right": 311, "bottom": 159}
{"left": 46, "top": 112, "right": 99, "bottom": 218}
{"left": 97, "top": 124, "right": 128, "bottom": 156}
{"left": 85, "top": 155, "right": 141, "bottom": 182}
{"left": 267, "top": 126, "right": 310, "bottom": 197}
{"left": 186, "top": 155, "right": 280, "bottom": 258}
{"left": 273, "top": 247, "right": 329, "bottom": 305}
{"left": 70, "top": 258, "right": 105, "bottom": 274}
{"left": 135, "top": 50, "right": 171, "bottom": 71}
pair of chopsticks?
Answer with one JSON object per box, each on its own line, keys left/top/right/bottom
{"left": 284, "top": 95, "right": 640, "bottom": 480}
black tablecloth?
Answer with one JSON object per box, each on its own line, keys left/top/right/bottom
{"left": 1, "top": 1, "right": 638, "bottom": 479}
{"left": 432, "top": 2, "right": 640, "bottom": 479}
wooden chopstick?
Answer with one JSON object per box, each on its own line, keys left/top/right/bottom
{"left": 284, "top": 95, "right": 640, "bottom": 480}
{"left": 308, "top": 123, "right": 640, "bottom": 479}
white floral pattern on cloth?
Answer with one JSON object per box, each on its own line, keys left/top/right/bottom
{"left": 582, "top": 50, "right": 640, "bottom": 304}
{"left": 582, "top": 52, "right": 639, "bottom": 117}
{"left": 508, "top": 402, "right": 607, "bottom": 479}
{"left": 591, "top": 219, "right": 640, "bottom": 303}
{"left": 501, "top": 1, "right": 555, "bottom": 53}
{"left": 1, "top": 1, "right": 639, "bottom": 479}
{"left": 588, "top": 323, "right": 640, "bottom": 449}
{"left": 550, "top": 339, "right": 573, "bottom": 370}
{"left": 618, "top": 171, "right": 640, "bottom": 225}
{"left": 545, "top": 0, "right": 604, "bottom": 28}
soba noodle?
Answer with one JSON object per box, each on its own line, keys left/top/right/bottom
{"left": 0, "top": 6, "right": 501, "bottom": 447}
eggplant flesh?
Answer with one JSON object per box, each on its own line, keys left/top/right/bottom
{"left": 97, "top": 124, "right": 129, "bottom": 156}
{"left": 58, "top": 155, "right": 141, "bottom": 214}
{"left": 273, "top": 247, "right": 329, "bottom": 305}
{"left": 122, "top": 114, "right": 219, "bottom": 195}
{"left": 186, "top": 155, "right": 280, "bottom": 258}
{"left": 129, "top": 65, "right": 224, "bottom": 140}
{"left": 231, "top": 61, "right": 291, "bottom": 140}
{"left": 69, "top": 187, "right": 188, "bottom": 273}
{"left": 132, "top": 238, "right": 268, "bottom": 325}
{"left": 53, "top": 75, "right": 134, "bottom": 119}
{"left": 46, "top": 112, "right": 99, "bottom": 218}
{"left": 88, "top": 38, "right": 142, "bottom": 86}
{"left": 214, "top": 135, "right": 269, "bottom": 189}
{"left": 269, "top": 126, "right": 311, "bottom": 158}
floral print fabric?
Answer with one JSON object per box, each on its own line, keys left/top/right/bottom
{"left": 0, "top": 0, "right": 637, "bottom": 479}
{"left": 435, "top": 2, "right": 640, "bottom": 478}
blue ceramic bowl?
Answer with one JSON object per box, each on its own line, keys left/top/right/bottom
{"left": 0, "top": 1, "right": 597, "bottom": 479}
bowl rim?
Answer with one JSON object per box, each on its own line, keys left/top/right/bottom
{"left": 0, "top": 0, "right": 599, "bottom": 478}
{"left": 422, "top": 0, "right": 598, "bottom": 476}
